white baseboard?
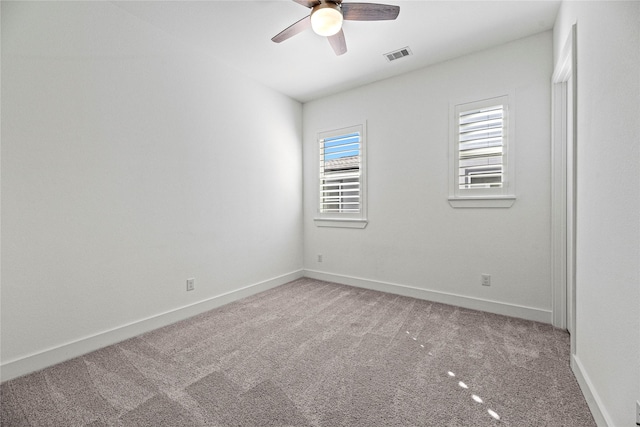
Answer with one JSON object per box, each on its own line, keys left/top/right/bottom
{"left": 304, "top": 270, "right": 552, "bottom": 324}
{"left": 571, "top": 354, "right": 613, "bottom": 427}
{"left": 0, "top": 270, "right": 304, "bottom": 383}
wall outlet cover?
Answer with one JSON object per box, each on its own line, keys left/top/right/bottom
{"left": 481, "top": 274, "right": 491, "bottom": 286}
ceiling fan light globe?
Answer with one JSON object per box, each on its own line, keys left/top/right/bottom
{"left": 311, "top": 5, "right": 343, "bottom": 37}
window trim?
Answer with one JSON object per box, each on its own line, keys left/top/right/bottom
{"left": 448, "top": 95, "right": 516, "bottom": 208}
{"left": 314, "top": 122, "right": 368, "bottom": 228}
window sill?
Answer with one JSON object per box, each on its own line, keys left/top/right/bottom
{"left": 448, "top": 196, "right": 516, "bottom": 208}
{"left": 314, "top": 218, "right": 368, "bottom": 229}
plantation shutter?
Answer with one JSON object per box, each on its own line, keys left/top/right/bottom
{"left": 458, "top": 104, "right": 505, "bottom": 189}
{"left": 319, "top": 132, "right": 361, "bottom": 213}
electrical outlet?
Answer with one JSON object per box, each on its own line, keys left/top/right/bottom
{"left": 635, "top": 400, "right": 640, "bottom": 425}
{"left": 186, "top": 278, "right": 195, "bottom": 292}
{"left": 481, "top": 274, "right": 491, "bottom": 287}
{"left": 317, "top": 254, "right": 323, "bottom": 263}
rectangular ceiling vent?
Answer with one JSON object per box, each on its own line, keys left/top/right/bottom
{"left": 384, "top": 46, "right": 412, "bottom": 62}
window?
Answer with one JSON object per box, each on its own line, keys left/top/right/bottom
{"left": 449, "top": 95, "right": 515, "bottom": 208}
{"left": 315, "top": 123, "right": 367, "bottom": 228}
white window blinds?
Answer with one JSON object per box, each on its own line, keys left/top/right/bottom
{"left": 458, "top": 104, "right": 505, "bottom": 189}
{"left": 319, "top": 131, "right": 361, "bottom": 213}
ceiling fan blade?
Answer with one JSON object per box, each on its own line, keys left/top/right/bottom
{"left": 328, "top": 29, "right": 347, "bottom": 56}
{"left": 293, "top": 0, "right": 320, "bottom": 8}
{"left": 272, "top": 15, "right": 311, "bottom": 43}
{"left": 342, "top": 3, "right": 400, "bottom": 21}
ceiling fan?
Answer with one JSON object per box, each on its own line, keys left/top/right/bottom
{"left": 271, "top": 0, "right": 400, "bottom": 56}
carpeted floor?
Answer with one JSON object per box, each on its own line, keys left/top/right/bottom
{"left": 1, "top": 278, "right": 595, "bottom": 426}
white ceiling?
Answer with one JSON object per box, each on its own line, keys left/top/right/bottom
{"left": 113, "top": 0, "right": 561, "bottom": 103}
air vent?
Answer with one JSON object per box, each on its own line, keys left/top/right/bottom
{"left": 384, "top": 46, "right": 412, "bottom": 62}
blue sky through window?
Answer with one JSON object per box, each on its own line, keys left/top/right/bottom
{"left": 323, "top": 132, "right": 360, "bottom": 160}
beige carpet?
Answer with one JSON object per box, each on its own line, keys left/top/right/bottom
{"left": 1, "top": 277, "right": 595, "bottom": 426}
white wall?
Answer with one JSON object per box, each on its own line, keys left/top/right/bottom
{"left": 554, "top": 2, "right": 640, "bottom": 426}
{"left": 1, "top": 1, "right": 303, "bottom": 380}
{"left": 303, "top": 32, "right": 553, "bottom": 322}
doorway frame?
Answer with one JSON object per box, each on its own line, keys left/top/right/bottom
{"left": 551, "top": 24, "right": 577, "bottom": 354}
